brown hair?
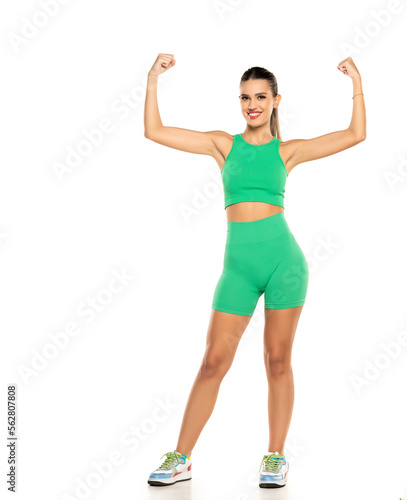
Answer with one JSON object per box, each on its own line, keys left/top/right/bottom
{"left": 240, "top": 66, "right": 281, "bottom": 140}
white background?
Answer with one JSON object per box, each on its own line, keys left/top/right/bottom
{"left": 1, "top": 0, "right": 407, "bottom": 499}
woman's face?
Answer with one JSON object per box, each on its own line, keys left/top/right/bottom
{"left": 239, "top": 79, "right": 278, "bottom": 127}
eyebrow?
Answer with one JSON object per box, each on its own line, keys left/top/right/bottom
{"left": 240, "top": 92, "right": 267, "bottom": 96}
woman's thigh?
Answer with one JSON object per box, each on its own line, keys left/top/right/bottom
{"left": 263, "top": 305, "right": 305, "bottom": 366}
{"left": 201, "top": 309, "right": 252, "bottom": 375}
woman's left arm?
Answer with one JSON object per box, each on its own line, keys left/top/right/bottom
{"left": 287, "top": 57, "right": 366, "bottom": 169}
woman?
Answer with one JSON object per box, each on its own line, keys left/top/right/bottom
{"left": 144, "top": 53, "right": 366, "bottom": 488}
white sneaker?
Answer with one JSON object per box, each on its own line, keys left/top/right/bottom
{"left": 148, "top": 450, "right": 192, "bottom": 486}
{"left": 258, "top": 451, "right": 289, "bottom": 488}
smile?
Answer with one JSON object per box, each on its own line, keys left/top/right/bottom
{"left": 248, "top": 112, "right": 262, "bottom": 119}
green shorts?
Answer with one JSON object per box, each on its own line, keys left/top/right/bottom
{"left": 211, "top": 212, "right": 309, "bottom": 316}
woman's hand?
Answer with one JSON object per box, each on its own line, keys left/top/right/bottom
{"left": 149, "top": 53, "right": 176, "bottom": 77}
{"left": 337, "top": 56, "right": 361, "bottom": 80}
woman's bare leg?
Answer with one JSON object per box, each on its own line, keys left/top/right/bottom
{"left": 175, "top": 309, "right": 252, "bottom": 456}
{"left": 263, "top": 306, "right": 304, "bottom": 455}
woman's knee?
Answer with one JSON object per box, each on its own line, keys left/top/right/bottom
{"left": 264, "top": 352, "right": 291, "bottom": 377}
{"left": 199, "top": 351, "right": 232, "bottom": 379}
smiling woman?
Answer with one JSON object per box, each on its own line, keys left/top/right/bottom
{"left": 143, "top": 53, "right": 366, "bottom": 490}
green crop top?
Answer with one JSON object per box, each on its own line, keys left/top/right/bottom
{"left": 220, "top": 133, "right": 289, "bottom": 210}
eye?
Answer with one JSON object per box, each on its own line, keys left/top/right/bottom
{"left": 240, "top": 95, "right": 266, "bottom": 100}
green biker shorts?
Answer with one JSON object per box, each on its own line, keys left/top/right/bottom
{"left": 211, "top": 212, "right": 309, "bottom": 316}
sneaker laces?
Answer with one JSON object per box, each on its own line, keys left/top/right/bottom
{"left": 258, "top": 452, "right": 286, "bottom": 473}
{"left": 158, "top": 451, "right": 183, "bottom": 469}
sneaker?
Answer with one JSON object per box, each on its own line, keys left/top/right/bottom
{"left": 258, "top": 451, "right": 289, "bottom": 488}
{"left": 147, "top": 450, "right": 192, "bottom": 486}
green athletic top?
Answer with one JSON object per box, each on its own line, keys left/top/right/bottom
{"left": 220, "top": 133, "right": 289, "bottom": 210}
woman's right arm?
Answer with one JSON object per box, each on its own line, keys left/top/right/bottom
{"left": 144, "top": 54, "right": 223, "bottom": 158}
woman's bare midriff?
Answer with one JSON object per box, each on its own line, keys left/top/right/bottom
{"left": 226, "top": 202, "right": 284, "bottom": 222}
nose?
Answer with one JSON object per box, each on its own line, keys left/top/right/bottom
{"left": 248, "top": 103, "right": 260, "bottom": 110}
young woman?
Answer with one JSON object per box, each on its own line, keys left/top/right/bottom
{"left": 144, "top": 53, "right": 366, "bottom": 488}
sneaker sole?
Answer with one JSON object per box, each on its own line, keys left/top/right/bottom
{"left": 148, "top": 470, "right": 192, "bottom": 486}
{"left": 259, "top": 477, "right": 287, "bottom": 488}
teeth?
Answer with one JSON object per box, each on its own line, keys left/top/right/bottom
{"left": 249, "top": 112, "right": 261, "bottom": 116}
